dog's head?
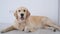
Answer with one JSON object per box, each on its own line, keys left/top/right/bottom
{"left": 14, "top": 7, "right": 30, "bottom": 20}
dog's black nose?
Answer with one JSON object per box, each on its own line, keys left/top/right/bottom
{"left": 21, "top": 14, "right": 24, "bottom": 17}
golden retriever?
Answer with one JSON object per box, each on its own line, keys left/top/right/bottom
{"left": 1, "top": 7, "right": 60, "bottom": 33}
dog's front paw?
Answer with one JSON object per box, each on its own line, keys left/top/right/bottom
{"left": 53, "top": 29, "right": 56, "bottom": 32}
{"left": 28, "top": 30, "right": 31, "bottom": 32}
{"left": 22, "top": 29, "right": 24, "bottom": 31}
{"left": 1, "top": 30, "right": 7, "bottom": 33}
{"left": 28, "top": 29, "right": 35, "bottom": 32}
{"left": 1, "top": 31, "right": 5, "bottom": 33}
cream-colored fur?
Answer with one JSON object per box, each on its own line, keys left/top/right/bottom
{"left": 1, "top": 7, "right": 60, "bottom": 33}
{"left": 25, "top": 16, "right": 60, "bottom": 32}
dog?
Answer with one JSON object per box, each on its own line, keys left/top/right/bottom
{"left": 1, "top": 7, "right": 29, "bottom": 33}
{"left": 1, "top": 7, "right": 60, "bottom": 33}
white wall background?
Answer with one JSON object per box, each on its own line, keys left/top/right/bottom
{"left": 58, "top": 0, "right": 60, "bottom": 24}
{"left": 0, "top": 0, "right": 58, "bottom": 24}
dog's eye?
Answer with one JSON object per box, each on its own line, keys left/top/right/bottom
{"left": 23, "top": 10, "right": 25, "bottom": 12}
{"left": 18, "top": 10, "right": 20, "bottom": 12}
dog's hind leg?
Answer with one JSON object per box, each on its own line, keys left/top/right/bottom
{"left": 46, "top": 22, "right": 60, "bottom": 32}
{"left": 42, "top": 24, "right": 56, "bottom": 32}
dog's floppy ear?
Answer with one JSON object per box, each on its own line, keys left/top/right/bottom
{"left": 14, "top": 11, "right": 18, "bottom": 19}
{"left": 26, "top": 10, "right": 30, "bottom": 18}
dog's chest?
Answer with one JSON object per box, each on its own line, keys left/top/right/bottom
{"left": 13, "top": 20, "right": 26, "bottom": 30}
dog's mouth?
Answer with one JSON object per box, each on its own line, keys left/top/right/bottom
{"left": 20, "top": 17, "right": 24, "bottom": 20}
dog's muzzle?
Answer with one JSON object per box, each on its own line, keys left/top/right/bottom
{"left": 20, "top": 14, "right": 24, "bottom": 20}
